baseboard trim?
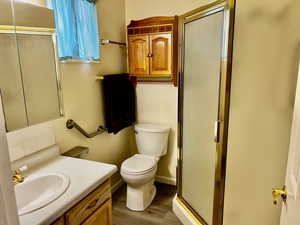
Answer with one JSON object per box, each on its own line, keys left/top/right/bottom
{"left": 111, "top": 179, "right": 124, "bottom": 194}
{"left": 155, "top": 175, "right": 176, "bottom": 186}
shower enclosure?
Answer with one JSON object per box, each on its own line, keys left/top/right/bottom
{"left": 176, "top": 1, "right": 235, "bottom": 225}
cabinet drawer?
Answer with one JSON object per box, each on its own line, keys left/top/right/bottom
{"left": 65, "top": 179, "right": 111, "bottom": 225}
{"left": 51, "top": 217, "right": 65, "bottom": 225}
{"left": 82, "top": 199, "right": 112, "bottom": 225}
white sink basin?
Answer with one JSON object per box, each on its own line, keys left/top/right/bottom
{"left": 15, "top": 173, "right": 70, "bottom": 216}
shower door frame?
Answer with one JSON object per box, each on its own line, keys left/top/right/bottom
{"left": 177, "top": 1, "right": 236, "bottom": 225}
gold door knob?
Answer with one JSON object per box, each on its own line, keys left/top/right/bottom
{"left": 272, "top": 185, "right": 287, "bottom": 205}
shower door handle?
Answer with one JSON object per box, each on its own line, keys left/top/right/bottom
{"left": 214, "top": 120, "right": 220, "bottom": 143}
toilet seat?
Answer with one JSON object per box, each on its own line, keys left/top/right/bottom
{"left": 121, "top": 154, "right": 156, "bottom": 175}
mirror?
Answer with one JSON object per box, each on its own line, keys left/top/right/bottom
{"left": 0, "top": 0, "right": 63, "bottom": 131}
{"left": 16, "top": 34, "right": 62, "bottom": 126}
{"left": 0, "top": 0, "right": 28, "bottom": 131}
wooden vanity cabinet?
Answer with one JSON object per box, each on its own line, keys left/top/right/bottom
{"left": 81, "top": 199, "right": 112, "bottom": 225}
{"left": 127, "top": 16, "right": 178, "bottom": 86}
{"left": 52, "top": 217, "right": 65, "bottom": 225}
{"left": 51, "top": 179, "right": 112, "bottom": 225}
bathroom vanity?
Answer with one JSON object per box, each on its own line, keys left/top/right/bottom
{"left": 15, "top": 147, "right": 117, "bottom": 225}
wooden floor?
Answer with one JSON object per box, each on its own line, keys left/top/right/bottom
{"left": 112, "top": 183, "right": 183, "bottom": 225}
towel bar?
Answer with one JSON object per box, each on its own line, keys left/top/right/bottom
{"left": 100, "top": 39, "right": 126, "bottom": 46}
{"left": 95, "top": 74, "right": 104, "bottom": 80}
{"left": 95, "top": 73, "right": 132, "bottom": 81}
{"left": 66, "top": 119, "right": 107, "bottom": 138}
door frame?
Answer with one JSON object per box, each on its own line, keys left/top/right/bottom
{"left": 0, "top": 95, "right": 19, "bottom": 225}
{"left": 177, "top": 1, "right": 236, "bottom": 225}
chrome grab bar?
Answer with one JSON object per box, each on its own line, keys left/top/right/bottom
{"left": 66, "top": 119, "right": 107, "bottom": 138}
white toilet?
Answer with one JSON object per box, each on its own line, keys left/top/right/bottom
{"left": 120, "top": 123, "right": 170, "bottom": 211}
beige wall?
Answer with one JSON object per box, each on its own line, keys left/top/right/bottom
{"left": 125, "top": 0, "right": 208, "bottom": 182}
{"left": 17, "top": 0, "right": 130, "bottom": 187}
{"left": 52, "top": 0, "right": 130, "bottom": 186}
{"left": 134, "top": 84, "right": 178, "bottom": 181}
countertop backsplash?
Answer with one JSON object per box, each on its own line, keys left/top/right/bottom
{"left": 6, "top": 121, "right": 56, "bottom": 162}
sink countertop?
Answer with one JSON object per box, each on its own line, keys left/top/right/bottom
{"left": 18, "top": 156, "right": 118, "bottom": 225}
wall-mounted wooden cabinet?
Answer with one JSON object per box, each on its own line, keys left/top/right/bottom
{"left": 127, "top": 16, "right": 178, "bottom": 86}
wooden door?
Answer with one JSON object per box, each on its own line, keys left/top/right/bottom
{"left": 0, "top": 95, "right": 20, "bottom": 225}
{"left": 82, "top": 200, "right": 112, "bottom": 225}
{"left": 279, "top": 62, "right": 300, "bottom": 225}
{"left": 128, "top": 35, "right": 149, "bottom": 76}
{"left": 149, "top": 33, "right": 172, "bottom": 76}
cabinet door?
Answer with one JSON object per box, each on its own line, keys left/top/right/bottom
{"left": 128, "top": 35, "right": 149, "bottom": 76}
{"left": 82, "top": 200, "right": 112, "bottom": 225}
{"left": 0, "top": 33, "right": 28, "bottom": 131}
{"left": 149, "top": 33, "right": 172, "bottom": 76}
{"left": 16, "top": 34, "right": 61, "bottom": 126}
{"left": 65, "top": 180, "right": 111, "bottom": 225}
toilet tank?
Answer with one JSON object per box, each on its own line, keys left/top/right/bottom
{"left": 135, "top": 124, "right": 170, "bottom": 157}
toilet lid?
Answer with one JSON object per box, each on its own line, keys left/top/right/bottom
{"left": 121, "top": 154, "right": 156, "bottom": 175}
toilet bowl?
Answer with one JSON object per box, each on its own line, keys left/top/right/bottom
{"left": 120, "top": 123, "right": 170, "bottom": 211}
{"left": 121, "top": 154, "right": 157, "bottom": 211}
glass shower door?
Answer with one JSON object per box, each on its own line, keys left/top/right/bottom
{"left": 180, "top": 10, "right": 224, "bottom": 225}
